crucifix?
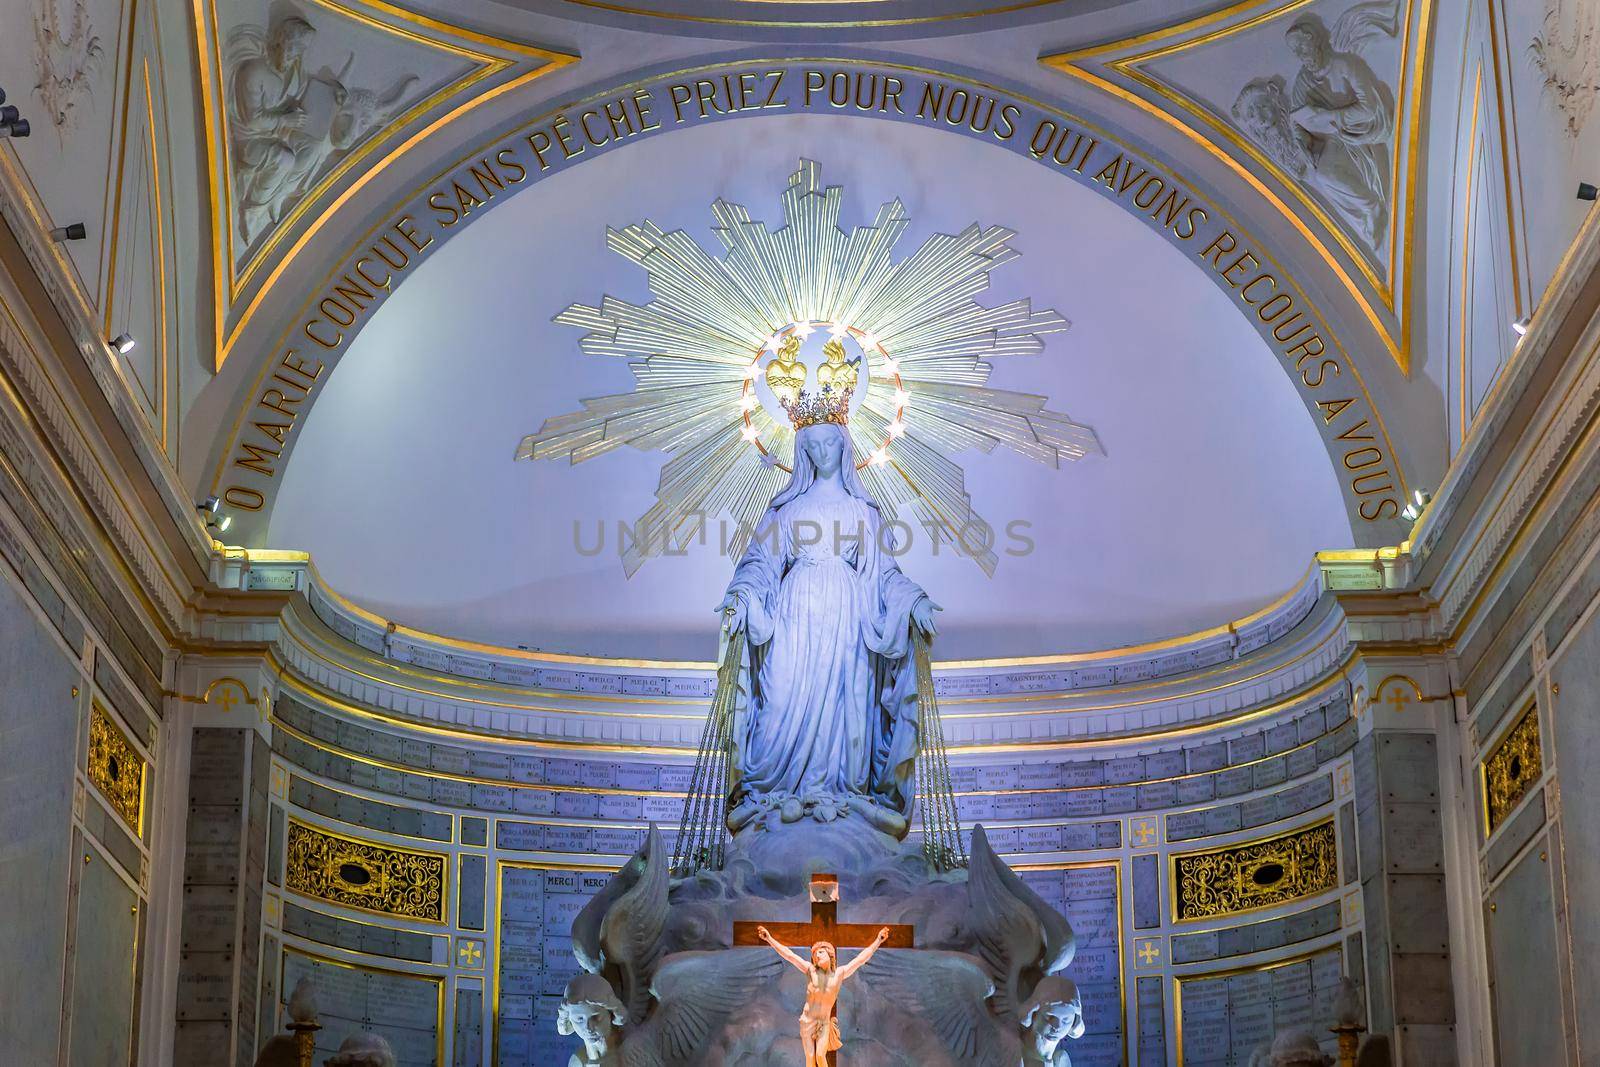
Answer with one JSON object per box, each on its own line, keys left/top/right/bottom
{"left": 734, "top": 873, "right": 915, "bottom": 1067}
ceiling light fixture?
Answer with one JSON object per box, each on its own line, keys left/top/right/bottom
{"left": 49, "top": 223, "right": 87, "bottom": 242}
{"left": 197, "top": 496, "right": 221, "bottom": 515}
{"left": 1511, "top": 315, "right": 1531, "bottom": 338}
{"left": 110, "top": 333, "right": 136, "bottom": 354}
{"left": 0, "top": 101, "right": 29, "bottom": 138}
{"left": 1579, "top": 182, "right": 1597, "bottom": 202}
{"left": 1400, "top": 488, "right": 1431, "bottom": 522}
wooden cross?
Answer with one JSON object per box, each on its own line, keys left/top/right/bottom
{"left": 733, "top": 873, "right": 915, "bottom": 1066}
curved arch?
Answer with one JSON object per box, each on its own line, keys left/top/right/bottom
{"left": 205, "top": 55, "right": 1410, "bottom": 542}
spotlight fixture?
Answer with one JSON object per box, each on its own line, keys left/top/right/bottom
{"left": 0, "top": 102, "right": 28, "bottom": 139}
{"left": 1511, "top": 316, "right": 1531, "bottom": 337}
{"left": 49, "top": 223, "right": 87, "bottom": 242}
{"left": 1400, "top": 487, "right": 1431, "bottom": 522}
{"left": 110, "top": 333, "right": 136, "bottom": 354}
{"left": 1579, "top": 182, "right": 1598, "bottom": 202}
{"left": 216, "top": 515, "right": 233, "bottom": 534}
{"left": 197, "top": 496, "right": 221, "bottom": 515}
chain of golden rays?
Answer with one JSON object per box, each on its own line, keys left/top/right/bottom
{"left": 518, "top": 160, "right": 1098, "bottom": 575}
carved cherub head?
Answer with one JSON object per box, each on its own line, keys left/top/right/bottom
{"left": 558, "top": 974, "right": 628, "bottom": 1063}
{"left": 324, "top": 1033, "right": 396, "bottom": 1067}
{"left": 1270, "top": 1028, "right": 1334, "bottom": 1067}
{"left": 1020, "top": 975, "right": 1086, "bottom": 1061}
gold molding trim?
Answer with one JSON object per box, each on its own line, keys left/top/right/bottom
{"left": 1044, "top": 0, "right": 1436, "bottom": 374}
{"left": 88, "top": 704, "right": 146, "bottom": 835}
{"left": 194, "top": 0, "right": 577, "bottom": 370}
{"left": 1170, "top": 817, "right": 1337, "bottom": 922}
{"left": 552, "top": 0, "right": 1065, "bottom": 29}
{"left": 284, "top": 818, "right": 447, "bottom": 923}
{"left": 1481, "top": 700, "right": 1541, "bottom": 837}
{"left": 279, "top": 554, "right": 1323, "bottom": 678}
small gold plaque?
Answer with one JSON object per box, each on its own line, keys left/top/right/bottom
{"left": 1172, "top": 819, "right": 1337, "bottom": 922}
{"left": 284, "top": 820, "right": 446, "bottom": 923}
{"left": 87, "top": 706, "right": 144, "bottom": 834}
{"left": 1483, "top": 703, "right": 1542, "bottom": 835}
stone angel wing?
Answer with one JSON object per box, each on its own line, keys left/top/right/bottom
{"left": 966, "top": 824, "right": 1077, "bottom": 1023}
{"left": 1332, "top": 0, "right": 1401, "bottom": 52}
{"left": 619, "top": 950, "right": 787, "bottom": 1067}
{"left": 571, "top": 824, "right": 669, "bottom": 1024}
{"left": 855, "top": 949, "right": 1019, "bottom": 1067}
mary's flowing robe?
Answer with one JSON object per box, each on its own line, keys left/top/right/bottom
{"left": 724, "top": 487, "right": 926, "bottom": 830}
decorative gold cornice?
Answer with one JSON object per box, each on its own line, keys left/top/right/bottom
{"left": 1481, "top": 701, "right": 1541, "bottom": 836}
{"left": 284, "top": 818, "right": 448, "bottom": 923}
{"left": 1171, "top": 817, "right": 1338, "bottom": 922}
{"left": 88, "top": 705, "right": 146, "bottom": 834}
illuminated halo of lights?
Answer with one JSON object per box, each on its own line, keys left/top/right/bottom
{"left": 517, "top": 160, "right": 1099, "bottom": 575}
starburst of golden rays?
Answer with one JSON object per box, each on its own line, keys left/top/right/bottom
{"left": 517, "top": 160, "right": 1099, "bottom": 575}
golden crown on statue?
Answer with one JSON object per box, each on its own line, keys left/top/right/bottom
{"left": 782, "top": 383, "right": 854, "bottom": 429}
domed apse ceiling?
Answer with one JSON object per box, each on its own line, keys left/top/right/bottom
{"left": 268, "top": 113, "right": 1353, "bottom": 661}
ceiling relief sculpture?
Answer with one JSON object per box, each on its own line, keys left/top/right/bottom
{"left": 210, "top": 59, "right": 1408, "bottom": 545}
{"left": 0, "top": 0, "right": 123, "bottom": 300}
{"left": 34, "top": 0, "right": 108, "bottom": 134}
{"left": 1530, "top": 0, "right": 1600, "bottom": 139}
{"left": 1045, "top": 0, "right": 1433, "bottom": 374}
{"left": 195, "top": 0, "right": 574, "bottom": 368}
{"left": 517, "top": 159, "right": 1099, "bottom": 575}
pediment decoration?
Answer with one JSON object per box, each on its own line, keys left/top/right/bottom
{"left": 195, "top": 0, "right": 575, "bottom": 369}
{"left": 1045, "top": 0, "right": 1434, "bottom": 374}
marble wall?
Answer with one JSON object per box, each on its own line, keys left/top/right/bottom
{"left": 244, "top": 647, "right": 1372, "bottom": 1066}
{"left": 0, "top": 487, "right": 161, "bottom": 1064}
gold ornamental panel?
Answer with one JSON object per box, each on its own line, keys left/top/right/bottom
{"left": 1483, "top": 703, "right": 1542, "bottom": 835}
{"left": 284, "top": 820, "right": 446, "bottom": 924}
{"left": 1172, "top": 819, "right": 1337, "bottom": 923}
{"left": 87, "top": 706, "right": 145, "bottom": 834}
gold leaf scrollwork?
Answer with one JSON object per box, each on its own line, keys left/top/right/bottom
{"left": 284, "top": 820, "right": 446, "bottom": 923}
{"left": 1173, "top": 819, "right": 1338, "bottom": 922}
{"left": 87, "top": 706, "right": 144, "bottom": 833}
{"left": 1483, "top": 704, "right": 1542, "bottom": 834}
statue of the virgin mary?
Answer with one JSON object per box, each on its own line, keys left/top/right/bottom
{"left": 716, "top": 412, "right": 940, "bottom": 843}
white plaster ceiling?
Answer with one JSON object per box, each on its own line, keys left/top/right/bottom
{"left": 268, "top": 112, "right": 1353, "bottom": 661}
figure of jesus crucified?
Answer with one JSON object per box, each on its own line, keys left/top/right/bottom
{"left": 756, "top": 924, "right": 890, "bottom": 1067}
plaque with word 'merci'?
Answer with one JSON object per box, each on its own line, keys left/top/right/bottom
{"left": 495, "top": 865, "right": 604, "bottom": 1065}
{"left": 281, "top": 948, "right": 441, "bottom": 1067}
{"left": 1021, "top": 863, "right": 1125, "bottom": 1065}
